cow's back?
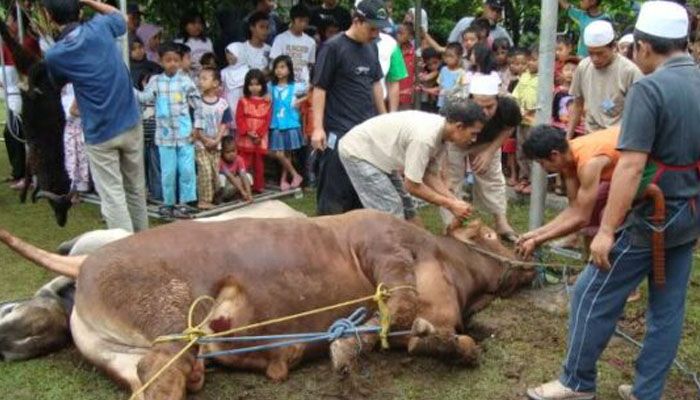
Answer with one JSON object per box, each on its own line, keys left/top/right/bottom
{"left": 75, "top": 212, "right": 412, "bottom": 343}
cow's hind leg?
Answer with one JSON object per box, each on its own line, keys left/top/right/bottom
{"left": 136, "top": 342, "right": 198, "bottom": 400}
{"left": 330, "top": 255, "right": 419, "bottom": 372}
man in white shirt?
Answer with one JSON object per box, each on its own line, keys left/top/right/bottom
{"left": 339, "top": 101, "right": 486, "bottom": 221}
{"left": 270, "top": 3, "right": 316, "bottom": 87}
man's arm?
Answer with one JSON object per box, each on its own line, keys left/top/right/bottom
{"left": 311, "top": 87, "right": 327, "bottom": 150}
{"left": 373, "top": 81, "right": 387, "bottom": 114}
{"left": 387, "top": 81, "right": 400, "bottom": 112}
{"left": 527, "top": 160, "right": 605, "bottom": 245}
{"left": 471, "top": 127, "right": 514, "bottom": 173}
{"left": 590, "top": 151, "right": 648, "bottom": 267}
{"left": 558, "top": 0, "right": 570, "bottom": 9}
{"left": 424, "top": 171, "right": 457, "bottom": 199}
{"left": 80, "top": 0, "right": 122, "bottom": 16}
{"left": 405, "top": 175, "right": 471, "bottom": 218}
{"left": 567, "top": 97, "right": 584, "bottom": 139}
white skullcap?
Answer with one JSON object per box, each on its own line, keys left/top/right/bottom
{"left": 469, "top": 73, "right": 501, "bottom": 96}
{"left": 408, "top": 7, "right": 429, "bottom": 31}
{"left": 635, "top": 1, "right": 688, "bottom": 39}
{"left": 225, "top": 42, "right": 245, "bottom": 57}
{"left": 584, "top": 20, "right": 615, "bottom": 47}
{"left": 619, "top": 33, "right": 634, "bottom": 44}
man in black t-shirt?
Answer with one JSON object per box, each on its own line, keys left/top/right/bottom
{"left": 311, "top": 0, "right": 352, "bottom": 32}
{"left": 440, "top": 74, "right": 521, "bottom": 241}
{"left": 311, "top": 0, "right": 390, "bottom": 216}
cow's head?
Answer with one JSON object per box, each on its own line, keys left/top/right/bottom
{"left": 448, "top": 220, "right": 535, "bottom": 297}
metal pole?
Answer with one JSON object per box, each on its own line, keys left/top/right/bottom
{"left": 413, "top": 0, "right": 422, "bottom": 110}
{"left": 119, "top": 0, "right": 129, "bottom": 67}
{"left": 15, "top": 1, "right": 24, "bottom": 44}
{"left": 528, "top": 0, "right": 558, "bottom": 230}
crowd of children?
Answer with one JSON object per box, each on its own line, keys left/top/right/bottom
{"left": 123, "top": 4, "right": 320, "bottom": 217}
{"left": 38, "top": 0, "right": 700, "bottom": 218}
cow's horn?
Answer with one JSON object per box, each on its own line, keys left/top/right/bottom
{"left": 0, "top": 229, "right": 85, "bottom": 278}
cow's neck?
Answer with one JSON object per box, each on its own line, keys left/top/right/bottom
{"left": 441, "top": 237, "right": 507, "bottom": 310}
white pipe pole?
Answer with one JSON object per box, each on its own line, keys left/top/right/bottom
{"left": 528, "top": 0, "right": 558, "bottom": 230}
{"left": 120, "top": 0, "right": 129, "bottom": 67}
{"left": 413, "top": 0, "right": 422, "bottom": 110}
{"left": 16, "top": 2, "right": 24, "bottom": 44}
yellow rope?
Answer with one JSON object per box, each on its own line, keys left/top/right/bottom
{"left": 130, "top": 284, "right": 414, "bottom": 400}
{"left": 129, "top": 296, "right": 216, "bottom": 400}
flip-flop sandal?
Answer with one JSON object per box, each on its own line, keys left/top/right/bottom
{"left": 172, "top": 207, "right": 193, "bottom": 219}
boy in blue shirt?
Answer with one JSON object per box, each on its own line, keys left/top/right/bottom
{"left": 558, "top": 0, "right": 609, "bottom": 57}
{"left": 43, "top": 0, "right": 148, "bottom": 232}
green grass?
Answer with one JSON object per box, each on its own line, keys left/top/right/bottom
{"left": 0, "top": 149, "right": 698, "bottom": 399}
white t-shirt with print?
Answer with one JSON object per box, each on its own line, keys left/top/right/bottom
{"left": 270, "top": 30, "right": 316, "bottom": 86}
{"left": 239, "top": 40, "right": 271, "bottom": 71}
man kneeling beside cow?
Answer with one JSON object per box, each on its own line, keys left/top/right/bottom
{"left": 0, "top": 201, "right": 534, "bottom": 399}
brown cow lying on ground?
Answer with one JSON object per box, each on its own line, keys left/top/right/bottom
{"left": 0, "top": 210, "right": 534, "bottom": 400}
{"left": 0, "top": 201, "right": 303, "bottom": 362}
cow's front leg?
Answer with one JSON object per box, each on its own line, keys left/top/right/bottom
{"left": 402, "top": 260, "right": 478, "bottom": 365}
{"left": 407, "top": 318, "right": 478, "bottom": 365}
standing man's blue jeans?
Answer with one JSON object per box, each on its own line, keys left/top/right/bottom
{"left": 559, "top": 230, "right": 696, "bottom": 399}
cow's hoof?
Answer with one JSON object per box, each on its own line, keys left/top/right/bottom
{"left": 330, "top": 338, "right": 358, "bottom": 373}
{"left": 186, "top": 359, "right": 205, "bottom": 393}
{"left": 411, "top": 318, "right": 436, "bottom": 338}
{"left": 455, "top": 335, "right": 479, "bottom": 365}
{"left": 265, "top": 359, "right": 290, "bottom": 382}
{"left": 406, "top": 336, "right": 421, "bottom": 355}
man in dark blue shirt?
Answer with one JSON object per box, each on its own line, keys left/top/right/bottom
{"left": 44, "top": 0, "right": 148, "bottom": 232}
{"left": 311, "top": 0, "right": 388, "bottom": 216}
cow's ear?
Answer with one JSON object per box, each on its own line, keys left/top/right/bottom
{"left": 448, "top": 220, "right": 482, "bottom": 243}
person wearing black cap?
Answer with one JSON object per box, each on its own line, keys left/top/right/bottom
{"left": 311, "top": 0, "right": 352, "bottom": 33}
{"left": 311, "top": 0, "right": 389, "bottom": 216}
{"left": 528, "top": 2, "right": 700, "bottom": 400}
{"left": 126, "top": 2, "right": 141, "bottom": 35}
{"left": 447, "top": 0, "right": 513, "bottom": 45}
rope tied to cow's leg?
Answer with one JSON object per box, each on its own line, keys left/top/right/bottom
{"left": 137, "top": 284, "right": 416, "bottom": 399}
{"left": 130, "top": 295, "right": 217, "bottom": 400}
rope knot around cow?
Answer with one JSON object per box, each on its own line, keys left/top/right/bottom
{"left": 131, "top": 284, "right": 416, "bottom": 400}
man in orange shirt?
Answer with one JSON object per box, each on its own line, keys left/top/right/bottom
{"left": 516, "top": 124, "right": 619, "bottom": 258}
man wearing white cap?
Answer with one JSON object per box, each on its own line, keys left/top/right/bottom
{"left": 440, "top": 73, "right": 521, "bottom": 241}
{"left": 528, "top": 2, "right": 700, "bottom": 400}
{"left": 566, "top": 20, "right": 642, "bottom": 139}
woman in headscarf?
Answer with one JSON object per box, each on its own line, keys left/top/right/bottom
{"left": 136, "top": 22, "right": 162, "bottom": 63}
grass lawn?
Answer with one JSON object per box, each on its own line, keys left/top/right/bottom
{"left": 0, "top": 149, "right": 698, "bottom": 399}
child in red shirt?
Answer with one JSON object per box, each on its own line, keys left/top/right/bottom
{"left": 235, "top": 69, "right": 271, "bottom": 193}
{"left": 219, "top": 136, "right": 253, "bottom": 202}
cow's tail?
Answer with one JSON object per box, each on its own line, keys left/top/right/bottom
{"left": 0, "top": 229, "right": 85, "bottom": 278}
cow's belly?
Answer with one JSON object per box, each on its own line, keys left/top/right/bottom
{"left": 71, "top": 305, "right": 148, "bottom": 390}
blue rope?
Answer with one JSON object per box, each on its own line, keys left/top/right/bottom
{"left": 196, "top": 307, "right": 411, "bottom": 360}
